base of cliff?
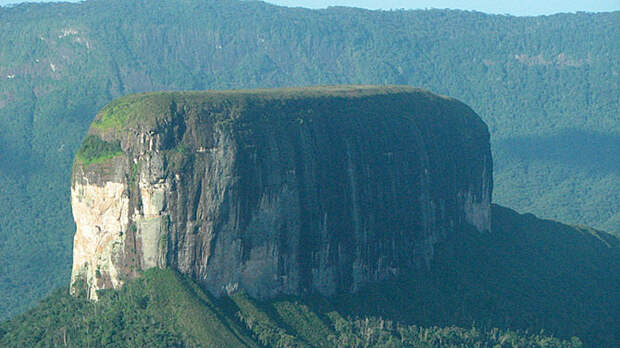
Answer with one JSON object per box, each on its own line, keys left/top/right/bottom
{"left": 2, "top": 205, "right": 618, "bottom": 347}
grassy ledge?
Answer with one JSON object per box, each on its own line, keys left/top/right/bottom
{"left": 75, "top": 135, "right": 123, "bottom": 165}
{"left": 91, "top": 95, "right": 145, "bottom": 130}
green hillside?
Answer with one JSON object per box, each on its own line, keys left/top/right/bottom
{"left": 0, "top": 271, "right": 582, "bottom": 348}
{"left": 0, "top": 0, "right": 618, "bottom": 320}
{"left": 2, "top": 205, "right": 616, "bottom": 347}
{"left": 0, "top": 269, "right": 258, "bottom": 348}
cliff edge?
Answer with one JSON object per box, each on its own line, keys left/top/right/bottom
{"left": 70, "top": 85, "right": 492, "bottom": 300}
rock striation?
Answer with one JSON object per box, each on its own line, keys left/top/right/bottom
{"left": 70, "top": 85, "right": 492, "bottom": 300}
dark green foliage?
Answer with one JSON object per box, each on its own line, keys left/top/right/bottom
{"left": 0, "top": 269, "right": 583, "bottom": 348}
{"left": 0, "top": 269, "right": 257, "bottom": 347}
{"left": 75, "top": 135, "right": 122, "bottom": 165}
{"left": 0, "top": 0, "right": 617, "bottom": 321}
{"left": 229, "top": 293, "right": 583, "bottom": 347}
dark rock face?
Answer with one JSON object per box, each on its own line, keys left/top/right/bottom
{"left": 70, "top": 86, "right": 492, "bottom": 299}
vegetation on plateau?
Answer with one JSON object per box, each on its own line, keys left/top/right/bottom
{"left": 92, "top": 85, "right": 422, "bottom": 132}
{"left": 75, "top": 135, "right": 122, "bottom": 165}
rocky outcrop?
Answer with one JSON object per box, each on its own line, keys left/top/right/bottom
{"left": 70, "top": 85, "right": 492, "bottom": 300}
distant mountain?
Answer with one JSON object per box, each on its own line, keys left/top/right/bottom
{"left": 0, "top": 0, "right": 617, "bottom": 321}
{"left": 2, "top": 205, "right": 617, "bottom": 347}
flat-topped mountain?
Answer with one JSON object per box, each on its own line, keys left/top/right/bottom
{"left": 5, "top": 86, "right": 617, "bottom": 347}
{"left": 70, "top": 85, "right": 492, "bottom": 300}
{"left": 1, "top": 1, "right": 617, "bottom": 320}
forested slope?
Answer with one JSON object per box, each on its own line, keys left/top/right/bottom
{"left": 0, "top": 0, "right": 617, "bottom": 319}
{"left": 2, "top": 205, "right": 617, "bottom": 347}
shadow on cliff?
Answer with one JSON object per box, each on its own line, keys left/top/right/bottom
{"left": 273, "top": 204, "right": 620, "bottom": 347}
{"left": 493, "top": 129, "right": 619, "bottom": 173}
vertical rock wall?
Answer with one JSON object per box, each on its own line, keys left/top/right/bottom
{"left": 70, "top": 86, "right": 492, "bottom": 299}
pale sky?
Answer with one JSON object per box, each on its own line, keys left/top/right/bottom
{"left": 0, "top": 0, "right": 618, "bottom": 16}
{"left": 265, "top": 0, "right": 620, "bottom": 15}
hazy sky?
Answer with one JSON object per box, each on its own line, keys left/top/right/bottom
{"left": 0, "top": 0, "right": 618, "bottom": 16}
{"left": 265, "top": 0, "right": 620, "bottom": 15}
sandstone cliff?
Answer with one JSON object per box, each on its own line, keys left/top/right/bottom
{"left": 70, "top": 85, "right": 492, "bottom": 300}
